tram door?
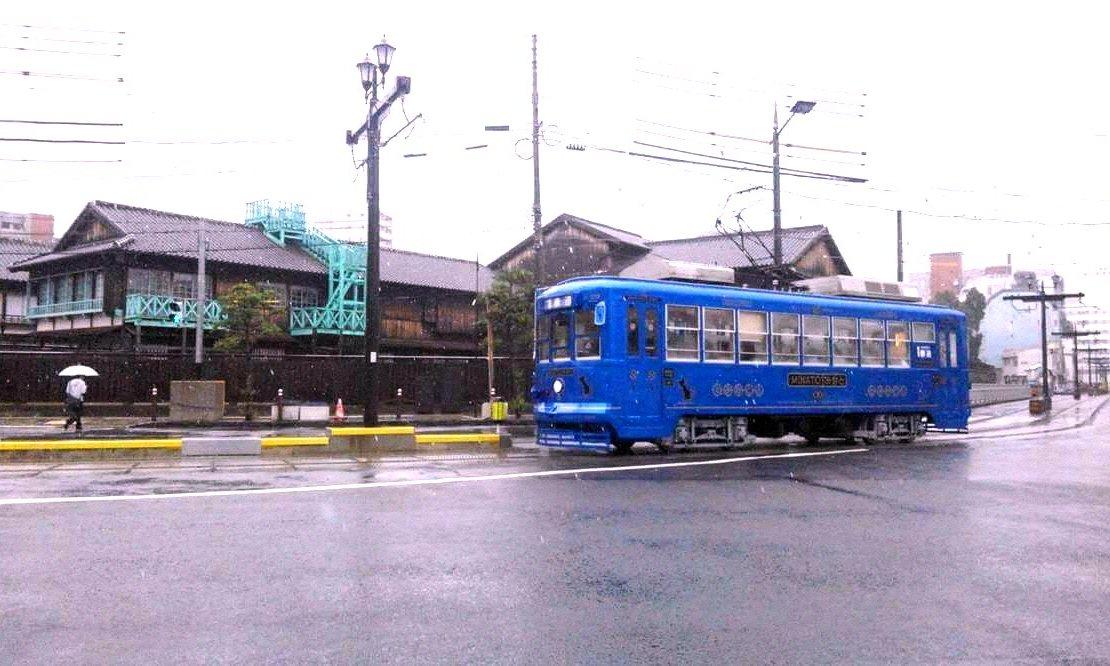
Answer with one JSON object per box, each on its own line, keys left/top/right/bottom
{"left": 936, "top": 318, "right": 969, "bottom": 418}
{"left": 624, "top": 298, "right": 665, "bottom": 426}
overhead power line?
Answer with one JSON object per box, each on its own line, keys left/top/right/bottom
{"left": 0, "top": 137, "right": 125, "bottom": 145}
{"left": 632, "top": 140, "right": 865, "bottom": 182}
{"left": 0, "top": 118, "right": 123, "bottom": 127}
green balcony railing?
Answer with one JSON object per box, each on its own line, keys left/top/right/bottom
{"left": 27, "top": 298, "right": 104, "bottom": 319}
{"left": 125, "top": 293, "right": 225, "bottom": 328}
{"left": 289, "top": 306, "right": 365, "bottom": 336}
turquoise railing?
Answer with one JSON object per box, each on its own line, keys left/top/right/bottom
{"left": 289, "top": 306, "right": 365, "bottom": 336}
{"left": 27, "top": 298, "right": 103, "bottom": 318}
{"left": 124, "top": 293, "right": 225, "bottom": 328}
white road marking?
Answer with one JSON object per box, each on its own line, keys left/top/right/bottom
{"left": 0, "top": 448, "right": 867, "bottom": 507}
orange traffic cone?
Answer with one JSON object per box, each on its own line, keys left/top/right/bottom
{"left": 334, "top": 398, "right": 346, "bottom": 421}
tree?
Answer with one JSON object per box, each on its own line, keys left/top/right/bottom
{"left": 215, "top": 283, "right": 286, "bottom": 420}
{"left": 478, "top": 268, "right": 534, "bottom": 405}
{"left": 931, "top": 288, "right": 986, "bottom": 364}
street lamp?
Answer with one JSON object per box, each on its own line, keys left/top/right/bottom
{"left": 772, "top": 100, "right": 816, "bottom": 268}
{"left": 347, "top": 36, "right": 411, "bottom": 425}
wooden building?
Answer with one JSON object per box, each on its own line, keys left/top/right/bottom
{"left": 10, "top": 201, "right": 492, "bottom": 354}
{"left": 490, "top": 213, "right": 851, "bottom": 288}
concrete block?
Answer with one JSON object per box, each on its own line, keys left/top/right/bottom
{"left": 170, "top": 381, "right": 226, "bottom": 423}
{"left": 182, "top": 436, "right": 261, "bottom": 456}
{"left": 329, "top": 433, "right": 418, "bottom": 453}
{"left": 270, "top": 405, "right": 300, "bottom": 421}
{"left": 299, "top": 404, "right": 330, "bottom": 422}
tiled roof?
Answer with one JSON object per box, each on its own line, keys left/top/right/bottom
{"left": 12, "top": 201, "right": 494, "bottom": 293}
{"left": 89, "top": 201, "right": 327, "bottom": 275}
{"left": 648, "top": 225, "right": 829, "bottom": 267}
{"left": 381, "top": 247, "right": 493, "bottom": 292}
{"left": 0, "top": 237, "right": 51, "bottom": 283}
{"left": 489, "top": 213, "right": 649, "bottom": 269}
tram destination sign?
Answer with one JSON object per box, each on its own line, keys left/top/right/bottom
{"left": 788, "top": 373, "right": 848, "bottom": 388}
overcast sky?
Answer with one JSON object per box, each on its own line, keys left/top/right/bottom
{"left": 2, "top": 1, "right": 1107, "bottom": 302}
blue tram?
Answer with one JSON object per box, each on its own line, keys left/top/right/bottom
{"left": 530, "top": 276, "right": 970, "bottom": 453}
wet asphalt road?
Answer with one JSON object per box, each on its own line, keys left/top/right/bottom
{"left": 2, "top": 400, "right": 1109, "bottom": 663}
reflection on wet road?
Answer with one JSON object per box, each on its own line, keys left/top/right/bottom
{"left": 1, "top": 399, "right": 1108, "bottom": 662}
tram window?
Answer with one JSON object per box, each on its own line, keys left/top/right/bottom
{"left": 575, "top": 309, "right": 601, "bottom": 360}
{"left": 552, "top": 313, "right": 570, "bottom": 361}
{"left": 832, "top": 317, "right": 859, "bottom": 366}
{"left": 802, "top": 315, "right": 831, "bottom": 366}
{"left": 938, "top": 330, "right": 949, "bottom": 368}
{"left": 645, "top": 309, "right": 659, "bottom": 357}
{"left": 536, "top": 314, "right": 550, "bottom": 362}
{"left": 886, "top": 321, "right": 910, "bottom": 368}
{"left": 860, "top": 319, "right": 885, "bottom": 367}
{"left": 627, "top": 305, "right": 639, "bottom": 355}
{"left": 912, "top": 321, "right": 936, "bottom": 343}
{"left": 665, "top": 305, "right": 699, "bottom": 361}
{"left": 738, "top": 311, "right": 769, "bottom": 364}
{"left": 948, "top": 330, "right": 959, "bottom": 367}
{"left": 703, "top": 308, "right": 736, "bottom": 362}
{"left": 771, "top": 313, "right": 800, "bottom": 365}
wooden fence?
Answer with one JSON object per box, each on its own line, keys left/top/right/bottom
{"left": 0, "top": 351, "right": 534, "bottom": 413}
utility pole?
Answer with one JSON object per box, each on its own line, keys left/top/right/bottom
{"left": 531, "top": 34, "right": 544, "bottom": 287}
{"left": 1052, "top": 330, "right": 1100, "bottom": 399}
{"left": 194, "top": 219, "right": 206, "bottom": 368}
{"left": 1003, "top": 284, "right": 1084, "bottom": 412}
{"left": 1081, "top": 346, "right": 1108, "bottom": 391}
{"left": 896, "top": 210, "right": 903, "bottom": 282}
{"left": 771, "top": 106, "right": 782, "bottom": 267}
{"left": 770, "top": 100, "right": 815, "bottom": 268}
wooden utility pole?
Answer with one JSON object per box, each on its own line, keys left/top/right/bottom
{"left": 896, "top": 210, "right": 903, "bottom": 282}
{"left": 531, "top": 34, "right": 544, "bottom": 287}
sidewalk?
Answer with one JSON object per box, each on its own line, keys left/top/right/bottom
{"left": 963, "top": 393, "right": 1108, "bottom": 438}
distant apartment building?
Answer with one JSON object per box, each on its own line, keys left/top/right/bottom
{"left": 928, "top": 252, "right": 963, "bottom": 299}
{"left": 0, "top": 211, "right": 54, "bottom": 244}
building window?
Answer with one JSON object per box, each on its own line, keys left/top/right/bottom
{"left": 832, "top": 317, "right": 859, "bottom": 366}
{"left": 861, "top": 319, "right": 885, "bottom": 367}
{"left": 703, "top": 307, "right": 735, "bottom": 362}
{"left": 289, "top": 285, "right": 320, "bottom": 308}
{"left": 802, "top": 315, "right": 831, "bottom": 366}
{"left": 127, "top": 268, "right": 171, "bottom": 295}
{"left": 771, "top": 313, "right": 800, "bottom": 365}
{"left": 626, "top": 305, "right": 639, "bottom": 356}
{"left": 665, "top": 305, "right": 699, "bottom": 361}
{"left": 575, "top": 309, "right": 600, "bottom": 360}
{"left": 738, "top": 310, "right": 769, "bottom": 364}
{"left": 887, "top": 321, "right": 910, "bottom": 368}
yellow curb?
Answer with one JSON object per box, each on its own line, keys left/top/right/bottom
{"left": 260, "top": 436, "right": 329, "bottom": 448}
{"left": 414, "top": 433, "right": 502, "bottom": 445}
{"left": 0, "top": 439, "right": 183, "bottom": 451}
{"left": 328, "top": 426, "right": 416, "bottom": 436}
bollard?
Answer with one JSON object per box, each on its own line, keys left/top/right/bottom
{"left": 395, "top": 388, "right": 403, "bottom": 421}
{"left": 276, "top": 388, "right": 284, "bottom": 424}
{"left": 150, "top": 386, "right": 158, "bottom": 423}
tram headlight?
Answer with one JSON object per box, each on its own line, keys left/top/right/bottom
{"left": 552, "top": 378, "right": 564, "bottom": 395}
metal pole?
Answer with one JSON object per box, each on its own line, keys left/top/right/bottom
{"left": 1087, "top": 347, "right": 1093, "bottom": 390}
{"left": 1039, "top": 282, "right": 1051, "bottom": 412}
{"left": 771, "top": 105, "right": 782, "bottom": 267}
{"left": 531, "top": 34, "right": 544, "bottom": 287}
{"left": 1073, "top": 339, "right": 1080, "bottom": 399}
{"left": 364, "top": 72, "right": 381, "bottom": 426}
{"left": 194, "top": 220, "right": 206, "bottom": 366}
{"left": 896, "top": 210, "right": 903, "bottom": 282}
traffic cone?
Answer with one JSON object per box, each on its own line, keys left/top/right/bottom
{"left": 334, "top": 398, "right": 346, "bottom": 421}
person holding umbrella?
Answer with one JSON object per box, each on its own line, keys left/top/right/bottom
{"left": 59, "top": 365, "right": 98, "bottom": 433}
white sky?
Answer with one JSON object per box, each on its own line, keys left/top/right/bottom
{"left": 2, "top": 1, "right": 1108, "bottom": 300}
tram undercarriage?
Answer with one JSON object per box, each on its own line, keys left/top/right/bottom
{"left": 654, "top": 412, "right": 926, "bottom": 452}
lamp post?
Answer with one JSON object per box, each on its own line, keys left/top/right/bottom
{"left": 772, "top": 100, "right": 816, "bottom": 268}
{"left": 346, "top": 37, "right": 411, "bottom": 425}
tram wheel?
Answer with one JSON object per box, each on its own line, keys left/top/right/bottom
{"left": 804, "top": 434, "right": 821, "bottom": 446}
{"left": 613, "top": 439, "right": 634, "bottom": 455}
{"left": 654, "top": 438, "right": 673, "bottom": 454}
